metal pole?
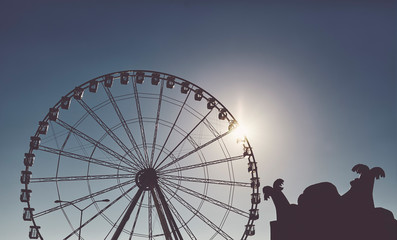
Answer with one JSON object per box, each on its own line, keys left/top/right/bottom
{"left": 78, "top": 210, "right": 83, "bottom": 240}
{"left": 54, "top": 199, "right": 109, "bottom": 240}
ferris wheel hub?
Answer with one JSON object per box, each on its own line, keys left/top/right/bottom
{"left": 135, "top": 168, "right": 158, "bottom": 190}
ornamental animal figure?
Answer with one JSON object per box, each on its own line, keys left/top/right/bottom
{"left": 341, "top": 164, "right": 385, "bottom": 212}
{"left": 262, "top": 179, "right": 291, "bottom": 221}
{"left": 263, "top": 164, "right": 397, "bottom": 240}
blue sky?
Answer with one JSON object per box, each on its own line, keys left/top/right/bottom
{"left": 0, "top": 1, "right": 396, "bottom": 239}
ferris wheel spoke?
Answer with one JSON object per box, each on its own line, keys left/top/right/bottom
{"left": 203, "top": 118, "right": 221, "bottom": 137}
{"left": 150, "top": 79, "right": 164, "bottom": 167}
{"left": 76, "top": 99, "right": 146, "bottom": 169}
{"left": 65, "top": 184, "right": 138, "bottom": 240}
{"left": 30, "top": 173, "right": 135, "bottom": 183}
{"left": 158, "top": 129, "right": 232, "bottom": 171}
{"left": 55, "top": 119, "right": 141, "bottom": 171}
{"left": 132, "top": 80, "right": 150, "bottom": 167}
{"left": 163, "top": 188, "right": 197, "bottom": 240}
{"left": 160, "top": 175, "right": 251, "bottom": 188}
{"left": 49, "top": 121, "right": 61, "bottom": 149}
{"left": 102, "top": 82, "right": 147, "bottom": 167}
{"left": 160, "top": 155, "right": 245, "bottom": 175}
{"left": 128, "top": 192, "right": 145, "bottom": 240}
{"left": 38, "top": 145, "right": 135, "bottom": 173}
{"left": 34, "top": 179, "right": 135, "bottom": 218}
{"left": 72, "top": 134, "right": 93, "bottom": 165}
{"left": 153, "top": 90, "right": 192, "bottom": 168}
{"left": 161, "top": 183, "right": 234, "bottom": 240}
{"left": 160, "top": 179, "right": 249, "bottom": 218}
{"left": 155, "top": 109, "right": 212, "bottom": 170}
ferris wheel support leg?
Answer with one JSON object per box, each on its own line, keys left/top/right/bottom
{"left": 155, "top": 184, "right": 183, "bottom": 240}
{"left": 111, "top": 188, "right": 144, "bottom": 240}
{"left": 151, "top": 188, "right": 173, "bottom": 240}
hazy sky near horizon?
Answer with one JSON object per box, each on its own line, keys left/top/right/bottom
{"left": 0, "top": 1, "right": 396, "bottom": 239}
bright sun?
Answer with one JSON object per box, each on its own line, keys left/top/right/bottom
{"left": 231, "top": 121, "right": 250, "bottom": 143}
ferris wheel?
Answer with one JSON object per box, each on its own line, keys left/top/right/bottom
{"left": 20, "top": 70, "right": 260, "bottom": 240}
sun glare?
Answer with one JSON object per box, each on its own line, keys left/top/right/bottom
{"left": 231, "top": 121, "right": 250, "bottom": 144}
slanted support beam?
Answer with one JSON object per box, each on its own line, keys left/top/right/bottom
{"left": 151, "top": 189, "right": 172, "bottom": 240}
{"left": 111, "top": 188, "right": 144, "bottom": 240}
{"left": 154, "top": 184, "right": 183, "bottom": 240}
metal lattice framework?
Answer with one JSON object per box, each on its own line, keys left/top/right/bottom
{"left": 20, "top": 70, "right": 260, "bottom": 240}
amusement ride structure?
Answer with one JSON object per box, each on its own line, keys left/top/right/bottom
{"left": 20, "top": 70, "right": 260, "bottom": 239}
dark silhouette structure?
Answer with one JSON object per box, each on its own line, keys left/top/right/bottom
{"left": 263, "top": 164, "right": 397, "bottom": 240}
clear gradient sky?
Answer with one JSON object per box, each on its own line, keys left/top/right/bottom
{"left": 0, "top": 1, "right": 396, "bottom": 239}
